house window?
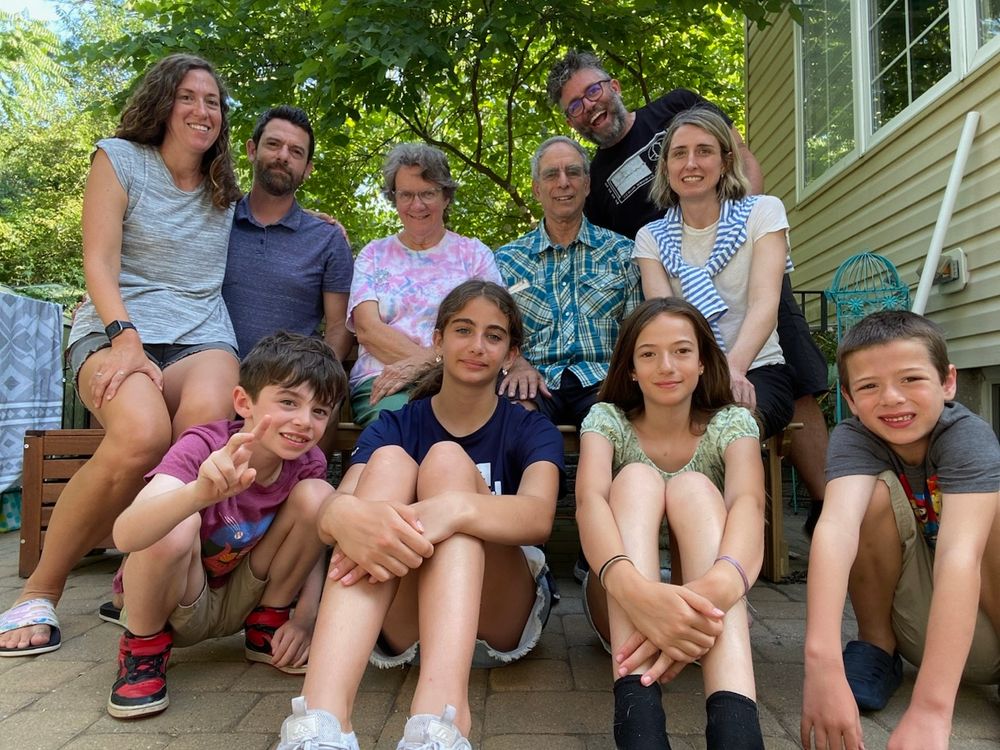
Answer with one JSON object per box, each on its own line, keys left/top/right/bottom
{"left": 801, "top": 1, "right": 856, "bottom": 184}
{"left": 981, "top": 0, "right": 1000, "bottom": 44}
{"left": 869, "top": 0, "right": 951, "bottom": 130}
{"left": 796, "top": 0, "right": 997, "bottom": 191}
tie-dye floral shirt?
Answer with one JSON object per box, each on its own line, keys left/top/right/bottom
{"left": 346, "top": 231, "right": 502, "bottom": 389}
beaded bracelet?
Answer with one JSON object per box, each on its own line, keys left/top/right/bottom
{"left": 597, "top": 554, "right": 632, "bottom": 589}
{"left": 716, "top": 555, "right": 750, "bottom": 597}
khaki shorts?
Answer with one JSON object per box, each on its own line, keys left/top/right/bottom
{"left": 884, "top": 470, "right": 1000, "bottom": 683}
{"left": 121, "top": 555, "right": 268, "bottom": 648}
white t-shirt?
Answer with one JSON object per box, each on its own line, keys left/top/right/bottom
{"left": 633, "top": 195, "right": 789, "bottom": 370}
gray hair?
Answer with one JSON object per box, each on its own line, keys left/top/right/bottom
{"left": 381, "top": 142, "right": 458, "bottom": 216}
{"left": 529, "top": 136, "right": 590, "bottom": 181}
{"left": 546, "top": 50, "right": 608, "bottom": 107}
{"left": 649, "top": 107, "right": 751, "bottom": 210}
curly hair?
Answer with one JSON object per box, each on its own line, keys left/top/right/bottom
{"left": 545, "top": 50, "right": 607, "bottom": 108}
{"left": 116, "top": 54, "right": 240, "bottom": 209}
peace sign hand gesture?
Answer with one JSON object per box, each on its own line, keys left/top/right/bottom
{"left": 194, "top": 416, "right": 271, "bottom": 507}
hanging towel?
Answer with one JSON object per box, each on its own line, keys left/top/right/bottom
{"left": 0, "top": 292, "right": 64, "bottom": 495}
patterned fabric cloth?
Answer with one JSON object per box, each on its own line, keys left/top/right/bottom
{"left": 645, "top": 197, "right": 760, "bottom": 350}
{"left": 346, "top": 231, "right": 502, "bottom": 389}
{"left": 0, "top": 292, "right": 62, "bottom": 495}
{"left": 580, "top": 402, "right": 759, "bottom": 490}
{"left": 495, "top": 218, "right": 641, "bottom": 389}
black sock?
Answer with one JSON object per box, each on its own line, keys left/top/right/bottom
{"left": 612, "top": 674, "right": 671, "bottom": 749}
{"left": 705, "top": 690, "right": 764, "bottom": 750}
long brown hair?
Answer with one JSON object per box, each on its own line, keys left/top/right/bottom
{"left": 599, "top": 297, "right": 734, "bottom": 425}
{"left": 410, "top": 280, "right": 524, "bottom": 400}
{"left": 116, "top": 54, "right": 240, "bottom": 209}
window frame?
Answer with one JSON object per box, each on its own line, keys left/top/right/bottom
{"left": 794, "top": 0, "right": 1000, "bottom": 199}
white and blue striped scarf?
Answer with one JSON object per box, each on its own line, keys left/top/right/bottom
{"left": 647, "top": 196, "right": 760, "bottom": 351}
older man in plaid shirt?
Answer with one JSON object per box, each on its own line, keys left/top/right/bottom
{"left": 496, "top": 136, "right": 641, "bottom": 428}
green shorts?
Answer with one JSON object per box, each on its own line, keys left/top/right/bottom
{"left": 884, "top": 470, "right": 1000, "bottom": 683}
{"left": 349, "top": 376, "right": 412, "bottom": 426}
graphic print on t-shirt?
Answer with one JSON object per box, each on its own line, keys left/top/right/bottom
{"left": 606, "top": 131, "right": 666, "bottom": 204}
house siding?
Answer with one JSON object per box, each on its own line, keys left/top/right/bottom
{"left": 746, "top": 15, "right": 1000, "bottom": 371}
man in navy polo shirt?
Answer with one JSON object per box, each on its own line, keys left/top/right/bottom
{"left": 223, "top": 106, "right": 354, "bottom": 366}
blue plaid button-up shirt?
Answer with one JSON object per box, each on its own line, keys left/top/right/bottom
{"left": 495, "top": 217, "right": 641, "bottom": 389}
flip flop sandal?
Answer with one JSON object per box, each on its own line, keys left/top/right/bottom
{"left": 0, "top": 598, "right": 62, "bottom": 656}
{"left": 98, "top": 601, "right": 126, "bottom": 628}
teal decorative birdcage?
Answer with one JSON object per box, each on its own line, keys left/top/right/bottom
{"left": 825, "top": 252, "right": 910, "bottom": 420}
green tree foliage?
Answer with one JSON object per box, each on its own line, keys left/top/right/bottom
{"left": 94, "top": 0, "right": 796, "bottom": 248}
{"left": 0, "top": 2, "right": 137, "bottom": 303}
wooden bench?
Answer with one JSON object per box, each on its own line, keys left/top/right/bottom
{"left": 18, "top": 429, "right": 113, "bottom": 578}
{"left": 18, "top": 423, "right": 791, "bottom": 581}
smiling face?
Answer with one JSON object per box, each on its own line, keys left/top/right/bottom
{"left": 842, "top": 339, "right": 957, "bottom": 464}
{"left": 248, "top": 118, "right": 313, "bottom": 197}
{"left": 165, "top": 68, "right": 223, "bottom": 155}
{"left": 236, "top": 382, "right": 332, "bottom": 461}
{"left": 532, "top": 141, "right": 590, "bottom": 224}
{"left": 631, "top": 313, "right": 703, "bottom": 410}
{"left": 434, "top": 296, "right": 517, "bottom": 389}
{"left": 664, "top": 123, "right": 726, "bottom": 203}
{"left": 559, "top": 68, "right": 629, "bottom": 147}
{"left": 392, "top": 164, "right": 449, "bottom": 239}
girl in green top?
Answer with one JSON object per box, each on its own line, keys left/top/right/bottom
{"left": 575, "top": 297, "right": 765, "bottom": 749}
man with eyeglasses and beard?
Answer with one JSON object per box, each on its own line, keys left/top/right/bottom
{"left": 547, "top": 50, "right": 830, "bottom": 535}
{"left": 223, "top": 106, "right": 354, "bottom": 370}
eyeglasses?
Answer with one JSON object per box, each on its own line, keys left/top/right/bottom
{"left": 564, "top": 79, "right": 611, "bottom": 119}
{"left": 392, "top": 188, "right": 443, "bottom": 205}
{"left": 539, "top": 165, "right": 587, "bottom": 182}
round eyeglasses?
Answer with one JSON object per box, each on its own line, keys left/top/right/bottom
{"left": 564, "top": 79, "right": 611, "bottom": 119}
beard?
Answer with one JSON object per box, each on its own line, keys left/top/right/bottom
{"left": 256, "top": 162, "right": 303, "bottom": 196}
{"left": 576, "top": 93, "right": 629, "bottom": 148}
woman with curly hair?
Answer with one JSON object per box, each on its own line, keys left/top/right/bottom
{"left": 0, "top": 54, "right": 243, "bottom": 656}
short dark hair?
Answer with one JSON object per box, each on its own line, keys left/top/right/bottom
{"left": 546, "top": 49, "right": 608, "bottom": 107}
{"left": 599, "top": 297, "right": 734, "bottom": 425}
{"left": 251, "top": 105, "right": 315, "bottom": 162}
{"left": 410, "top": 280, "right": 524, "bottom": 400}
{"left": 240, "top": 331, "right": 346, "bottom": 410}
{"left": 837, "top": 310, "right": 951, "bottom": 392}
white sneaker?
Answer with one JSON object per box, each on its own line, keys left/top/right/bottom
{"left": 396, "top": 704, "right": 472, "bottom": 749}
{"left": 277, "top": 696, "right": 360, "bottom": 750}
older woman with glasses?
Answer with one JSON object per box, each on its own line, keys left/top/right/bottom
{"left": 346, "top": 143, "right": 502, "bottom": 425}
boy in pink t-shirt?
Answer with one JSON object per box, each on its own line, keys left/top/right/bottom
{"left": 106, "top": 332, "right": 346, "bottom": 719}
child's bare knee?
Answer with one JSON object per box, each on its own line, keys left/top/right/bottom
{"left": 368, "top": 444, "right": 417, "bottom": 472}
{"left": 421, "top": 440, "right": 469, "bottom": 470}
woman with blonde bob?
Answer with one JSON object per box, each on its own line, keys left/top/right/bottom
{"left": 576, "top": 297, "right": 765, "bottom": 749}
{"left": 633, "top": 106, "right": 794, "bottom": 441}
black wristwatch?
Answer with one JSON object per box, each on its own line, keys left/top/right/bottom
{"left": 105, "top": 320, "right": 137, "bottom": 341}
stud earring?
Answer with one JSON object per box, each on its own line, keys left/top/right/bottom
{"left": 501, "top": 368, "right": 509, "bottom": 376}
{"left": 435, "top": 354, "right": 442, "bottom": 364}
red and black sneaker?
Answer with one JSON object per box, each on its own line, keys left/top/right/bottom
{"left": 244, "top": 604, "right": 306, "bottom": 674}
{"left": 107, "top": 629, "right": 172, "bottom": 719}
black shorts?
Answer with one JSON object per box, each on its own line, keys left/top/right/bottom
{"left": 777, "top": 276, "right": 830, "bottom": 399}
{"left": 746, "top": 363, "right": 795, "bottom": 440}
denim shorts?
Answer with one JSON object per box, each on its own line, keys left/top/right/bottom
{"left": 67, "top": 331, "right": 238, "bottom": 386}
{"left": 370, "top": 545, "right": 553, "bottom": 669}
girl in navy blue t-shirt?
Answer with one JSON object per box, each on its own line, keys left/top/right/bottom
{"left": 276, "top": 280, "right": 564, "bottom": 750}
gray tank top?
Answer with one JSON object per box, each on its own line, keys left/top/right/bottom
{"left": 69, "top": 138, "right": 236, "bottom": 348}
